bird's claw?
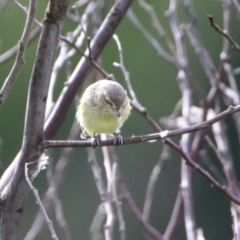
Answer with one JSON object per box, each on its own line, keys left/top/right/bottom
{"left": 113, "top": 133, "right": 124, "bottom": 147}
{"left": 91, "top": 135, "right": 100, "bottom": 149}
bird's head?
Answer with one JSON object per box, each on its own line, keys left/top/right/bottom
{"left": 97, "top": 81, "right": 128, "bottom": 117}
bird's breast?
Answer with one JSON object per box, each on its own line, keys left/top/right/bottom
{"left": 78, "top": 103, "right": 122, "bottom": 136}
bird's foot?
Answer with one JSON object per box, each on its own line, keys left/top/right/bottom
{"left": 91, "top": 134, "right": 100, "bottom": 149}
{"left": 113, "top": 133, "right": 124, "bottom": 147}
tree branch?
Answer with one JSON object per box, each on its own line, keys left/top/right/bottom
{"left": 42, "top": 104, "right": 240, "bottom": 148}
{"left": 208, "top": 15, "right": 240, "bottom": 52}
{"left": 0, "top": 0, "right": 37, "bottom": 106}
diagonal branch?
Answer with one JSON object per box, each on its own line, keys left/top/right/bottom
{"left": 208, "top": 15, "right": 240, "bottom": 52}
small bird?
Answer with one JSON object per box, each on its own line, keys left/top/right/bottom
{"left": 76, "top": 80, "right": 131, "bottom": 146}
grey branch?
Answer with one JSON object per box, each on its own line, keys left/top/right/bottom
{"left": 0, "top": 0, "right": 37, "bottom": 106}
{"left": 43, "top": 105, "right": 240, "bottom": 148}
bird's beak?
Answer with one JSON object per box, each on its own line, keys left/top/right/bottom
{"left": 115, "top": 108, "right": 121, "bottom": 117}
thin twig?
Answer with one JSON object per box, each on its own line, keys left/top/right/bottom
{"left": 0, "top": 0, "right": 37, "bottom": 106}
{"left": 54, "top": 197, "right": 73, "bottom": 240}
{"left": 163, "top": 191, "right": 183, "bottom": 240}
{"left": 0, "top": 27, "right": 40, "bottom": 65}
{"left": 117, "top": 177, "right": 163, "bottom": 240}
{"left": 113, "top": 34, "right": 138, "bottom": 102}
{"left": 112, "top": 163, "right": 126, "bottom": 240}
{"left": 127, "top": 8, "right": 175, "bottom": 64}
{"left": 88, "top": 148, "right": 114, "bottom": 240}
{"left": 208, "top": 15, "right": 240, "bottom": 52}
{"left": 142, "top": 146, "right": 169, "bottom": 221}
{"left": 138, "top": 0, "right": 175, "bottom": 54}
{"left": 25, "top": 163, "right": 59, "bottom": 240}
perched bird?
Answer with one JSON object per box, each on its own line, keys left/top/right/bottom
{"left": 76, "top": 80, "right": 131, "bottom": 145}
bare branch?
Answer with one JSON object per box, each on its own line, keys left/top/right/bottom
{"left": 0, "top": 0, "right": 37, "bottom": 106}
{"left": 112, "top": 163, "right": 126, "bottom": 240}
{"left": 127, "top": 8, "right": 175, "bottom": 64}
{"left": 0, "top": 27, "right": 40, "bottom": 65}
{"left": 88, "top": 147, "right": 115, "bottom": 240}
{"left": 163, "top": 192, "right": 183, "bottom": 239}
{"left": 138, "top": 0, "right": 175, "bottom": 54}
{"left": 143, "top": 146, "right": 169, "bottom": 221}
{"left": 208, "top": 15, "right": 240, "bottom": 52}
{"left": 25, "top": 162, "right": 59, "bottom": 240}
{"left": 117, "top": 177, "right": 163, "bottom": 240}
{"left": 113, "top": 34, "right": 141, "bottom": 107}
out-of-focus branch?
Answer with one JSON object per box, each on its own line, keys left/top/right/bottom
{"left": 143, "top": 146, "right": 169, "bottom": 221}
{"left": 127, "top": 8, "right": 175, "bottom": 65}
{"left": 186, "top": 25, "right": 219, "bottom": 85}
{"left": 221, "top": 2, "right": 231, "bottom": 53}
{"left": 0, "top": 0, "right": 37, "bottom": 106}
{"left": 163, "top": 192, "right": 183, "bottom": 239}
{"left": 117, "top": 177, "right": 163, "bottom": 240}
{"left": 230, "top": 0, "right": 240, "bottom": 11}
{"left": 0, "top": 27, "right": 40, "bottom": 64}
{"left": 0, "top": 0, "right": 7, "bottom": 11}
{"left": 88, "top": 147, "right": 115, "bottom": 240}
{"left": 185, "top": 8, "right": 221, "bottom": 161}
{"left": 138, "top": 0, "right": 175, "bottom": 54}
{"left": 101, "top": 140, "right": 118, "bottom": 240}
{"left": 0, "top": 0, "right": 42, "bottom": 65}
{"left": 112, "top": 163, "right": 126, "bottom": 240}
{"left": 168, "top": 0, "right": 196, "bottom": 238}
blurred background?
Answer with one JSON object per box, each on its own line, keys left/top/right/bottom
{"left": 0, "top": 0, "right": 240, "bottom": 239}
